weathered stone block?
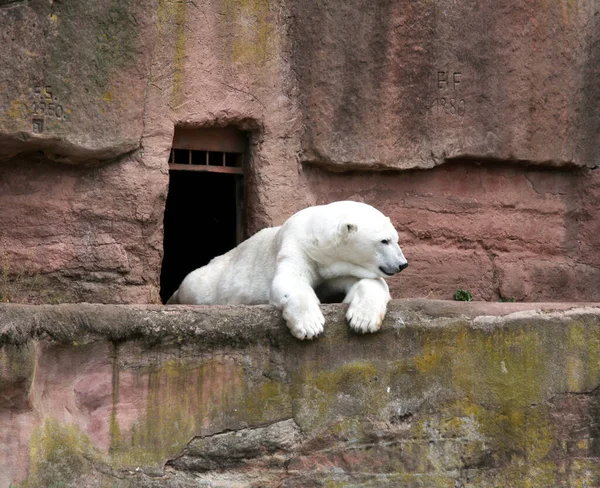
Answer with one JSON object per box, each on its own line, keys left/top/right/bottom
{"left": 1, "top": 301, "right": 600, "bottom": 487}
{"left": 1, "top": 0, "right": 599, "bottom": 305}
{"left": 0, "top": 0, "right": 157, "bottom": 163}
{"left": 293, "top": 0, "right": 600, "bottom": 170}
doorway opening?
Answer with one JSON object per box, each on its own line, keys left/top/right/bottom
{"left": 160, "top": 127, "right": 247, "bottom": 304}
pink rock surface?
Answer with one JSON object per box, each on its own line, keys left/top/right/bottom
{"left": 293, "top": 0, "right": 600, "bottom": 170}
{"left": 0, "top": 153, "right": 165, "bottom": 303}
{"left": 0, "top": 0, "right": 598, "bottom": 304}
{"left": 302, "top": 162, "right": 600, "bottom": 301}
{"left": 0, "top": 0, "right": 156, "bottom": 163}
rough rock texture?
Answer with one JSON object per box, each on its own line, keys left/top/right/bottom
{"left": 293, "top": 0, "right": 600, "bottom": 170}
{"left": 304, "top": 162, "right": 600, "bottom": 302}
{"left": 1, "top": 301, "right": 600, "bottom": 487}
{"left": 0, "top": 153, "right": 165, "bottom": 304}
{"left": 3, "top": 0, "right": 598, "bottom": 168}
{"left": 0, "top": 0, "right": 157, "bottom": 163}
{"left": 0, "top": 0, "right": 599, "bottom": 304}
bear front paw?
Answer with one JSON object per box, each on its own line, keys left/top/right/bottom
{"left": 284, "top": 306, "right": 325, "bottom": 340}
{"left": 346, "top": 302, "right": 386, "bottom": 334}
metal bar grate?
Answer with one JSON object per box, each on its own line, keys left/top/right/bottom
{"left": 169, "top": 149, "right": 244, "bottom": 174}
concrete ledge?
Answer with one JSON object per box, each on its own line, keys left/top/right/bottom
{"left": 2, "top": 300, "right": 600, "bottom": 488}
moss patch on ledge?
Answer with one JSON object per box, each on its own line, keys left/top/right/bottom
{"left": 18, "top": 418, "right": 100, "bottom": 488}
{"left": 107, "top": 352, "right": 292, "bottom": 469}
{"left": 0, "top": 343, "right": 35, "bottom": 390}
{"left": 3, "top": 302, "right": 600, "bottom": 487}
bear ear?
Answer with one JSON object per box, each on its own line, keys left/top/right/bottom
{"left": 340, "top": 222, "right": 358, "bottom": 237}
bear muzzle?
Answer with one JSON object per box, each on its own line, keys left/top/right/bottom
{"left": 379, "top": 261, "right": 408, "bottom": 276}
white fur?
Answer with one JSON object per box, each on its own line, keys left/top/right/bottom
{"left": 168, "top": 201, "right": 408, "bottom": 340}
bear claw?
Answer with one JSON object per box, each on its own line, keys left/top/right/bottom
{"left": 287, "top": 310, "right": 325, "bottom": 340}
{"left": 346, "top": 310, "right": 383, "bottom": 334}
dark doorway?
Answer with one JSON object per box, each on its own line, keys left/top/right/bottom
{"left": 160, "top": 127, "right": 247, "bottom": 304}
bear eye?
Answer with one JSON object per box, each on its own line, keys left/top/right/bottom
{"left": 381, "top": 239, "right": 390, "bottom": 245}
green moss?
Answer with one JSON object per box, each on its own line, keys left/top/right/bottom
{"left": 14, "top": 314, "right": 600, "bottom": 484}
{"left": 241, "top": 379, "right": 291, "bottom": 424}
{"left": 324, "top": 481, "right": 347, "bottom": 488}
{"left": 94, "top": 1, "right": 140, "bottom": 82}
{"left": 47, "top": 0, "right": 142, "bottom": 97}
{"left": 568, "top": 459, "right": 600, "bottom": 487}
{"left": 293, "top": 361, "right": 385, "bottom": 431}
{"left": 19, "top": 418, "right": 99, "bottom": 488}
{"left": 110, "top": 359, "right": 210, "bottom": 466}
{"left": 438, "top": 398, "right": 556, "bottom": 486}
{"left": 0, "top": 343, "right": 35, "bottom": 388}
{"left": 329, "top": 417, "right": 363, "bottom": 440}
{"left": 288, "top": 319, "right": 600, "bottom": 484}
{"left": 407, "top": 325, "right": 563, "bottom": 482}
{"left": 452, "top": 326, "right": 548, "bottom": 408}
{"left": 107, "top": 353, "right": 291, "bottom": 468}
{"left": 565, "top": 322, "right": 600, "bottom": 391}
{"left": 322, "top": 473, "right": 456, "bottom": 488}
{"left": 109, "top": 344, "right": 123, "bottom": 454}
{"left": 413, "top": 345, "right": 443, "bottom": 374}
{"left": 157, "top": 0, "right": 187, "bottom": 106}
{"left": 2, "top": 98, "right": 29, "bottom": 125}
{"left": 313, "top": 361, "right": 378, "bottom": 393}
{"left": 222, "top": 0, "right": 275, "bottom": 65}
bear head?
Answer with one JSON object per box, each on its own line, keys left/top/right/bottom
{"left": 326, "top": 201, "right": 408, "bottom": 280}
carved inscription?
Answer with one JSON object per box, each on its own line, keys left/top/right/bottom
{"left": 430, "top": 70, "right": 465, "bottom": 118}
{"left": 29, "top": 85, "right": 69, "bottom": 132}
{"left": 32, "top": 118, "right": 44, "bottom": 134}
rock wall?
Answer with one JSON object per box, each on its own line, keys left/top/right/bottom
{"left": 305, "top": 162, "right": 600, "bottom": 302}
{"left": 0, "top": 0, "right": 599, "bottom": 303}
{"left": 1, "top": 301, "right": 600, "bottom": 487}
{"left": 0, "top": 0, "right": 157, "bottom": 163}
{"left": 293, "top": 0, "right": 600, "bottom": 170}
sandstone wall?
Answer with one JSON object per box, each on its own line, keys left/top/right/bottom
{"left": 0, "top": 0, "right": 599, "bottom": 303}
{"left": 293, "top": 0, "right": 600, "bottom": 171}
{"left": 1, "top": 301, "right": 600, "bottom": 487}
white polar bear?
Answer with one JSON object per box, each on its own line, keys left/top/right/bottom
{"left": 167, "top": 201, "right": 408, "bottom": 340}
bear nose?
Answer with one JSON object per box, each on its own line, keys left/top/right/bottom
{"left": 398, "top": 262, "right": 408, "bottom": 272}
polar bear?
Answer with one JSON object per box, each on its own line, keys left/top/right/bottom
{"left": 167, "top": 201, "right": 408, "bottom": 340}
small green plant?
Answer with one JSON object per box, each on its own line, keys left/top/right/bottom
{"left": 453, "top": 289, "right": 473, "bottom": 302}
{"left": 499, "top": 297, "right": 515, "bottom": 302}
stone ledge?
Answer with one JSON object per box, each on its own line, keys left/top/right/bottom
{"left": 1, "top": 299, "right": 598, "bottom": 347}
{"left": 2, "top": 300, "right": 600, "bottom": 488}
